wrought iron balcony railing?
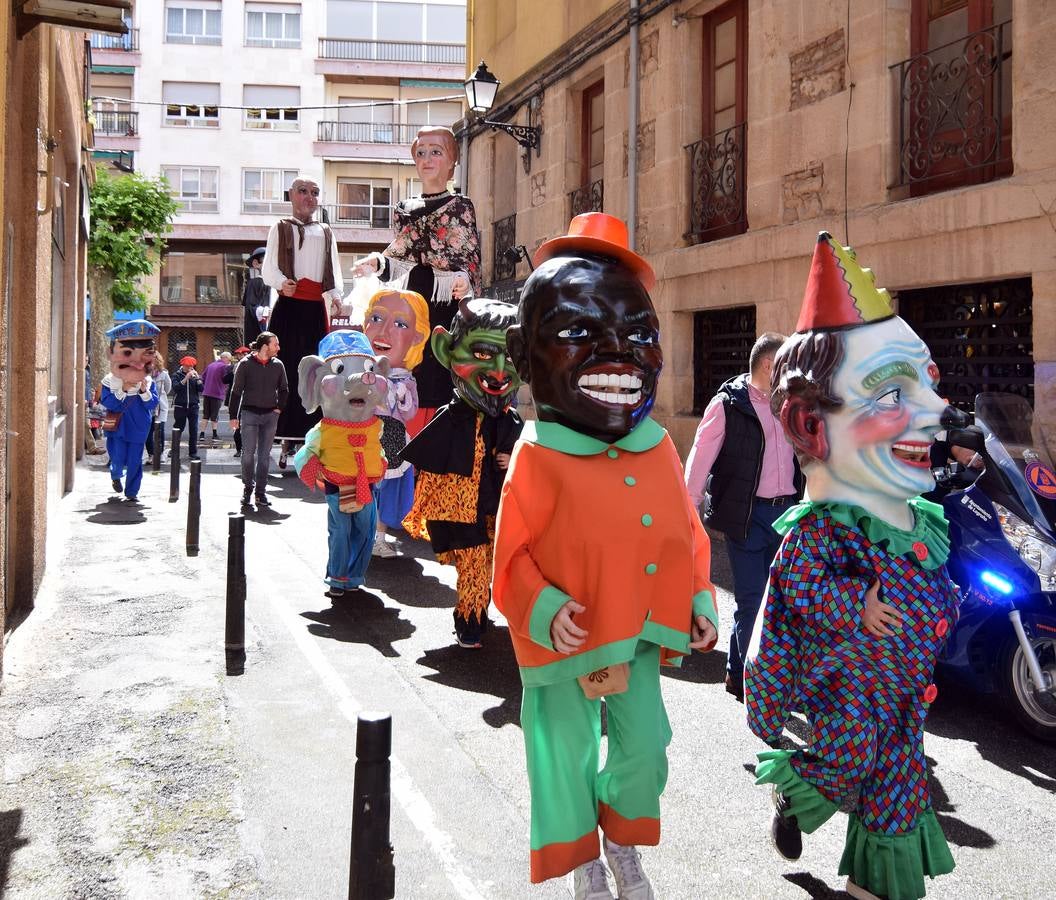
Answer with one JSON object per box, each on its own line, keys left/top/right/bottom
{"left": 685, "top": 122, "right": 747, "bottom": 244}
{"left": 316, "top": 121, "right": 420, "bottom": 144}
{"left": 493, "top": 214, "right": 517, "bottom": 283}
{"left": 569, "top": 179, "right": 604, "bottom": 218}
{"left": 90, "top": 28, "right": 139, "bottom": 51}
{"left": 320, "top": 205, "right": 393, "bottom": 229}
{"left": 94, "top": 110, "right": 138, "bottom": 136}
{"left": 318, "top": 37, "right": 465, "bottom": 65}
{"left": 891, "top": 20, "right": 1012, "bottom": 188}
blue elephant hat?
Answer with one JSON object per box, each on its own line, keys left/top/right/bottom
{"left": 106, "top": 319, "right": 160, "bottom": 341}
{"left": 318, "top": 329, "right": 374, "bottom": 360}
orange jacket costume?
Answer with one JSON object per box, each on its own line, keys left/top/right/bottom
{"left": 493, "top": 416, "right": 718, "bottom": 881}
{"left": 495, "top": 417, "right": 717, "bottom": 683}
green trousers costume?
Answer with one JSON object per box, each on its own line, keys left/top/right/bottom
{"left": 521, "top": 643, "right": 672, "bottom": 883}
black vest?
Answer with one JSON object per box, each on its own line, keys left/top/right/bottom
{"left": 702, "top": 374, "right": 802, "bottom": 542}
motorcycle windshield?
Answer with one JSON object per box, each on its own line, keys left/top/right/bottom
{"left": 974, "top": 392, "right": 1056, "bottom": 539}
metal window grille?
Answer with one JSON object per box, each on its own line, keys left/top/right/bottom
{"left": 692, "top": 305, "right": 756, "bottom": 415}
{"left": 898, "top": 277, "right": 1033, "bottom": 411}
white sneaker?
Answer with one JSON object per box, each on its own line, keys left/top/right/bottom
{"left": 569, "top": 859, "right": 614, "bottom": 900}
{"left": 371, "top": 538, "right": 397, "bottom": 558}
{"left": 603, "top": 839, "right": 655, "bottom": 900}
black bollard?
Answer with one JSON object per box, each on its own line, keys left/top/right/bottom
{"left": 348, "top": 712, "right": 395, "bottom": 900}
{"left": 151, "top": 422, "right": 162, "bottom": 474}
{"left": 186, "top": 458, "right": 202, "bottom": 557}
{"left": 169, "top": 427, "right": 182, "bottom": 502}
{"left": 225, "top": 514, "right": 246, "bottom": 675}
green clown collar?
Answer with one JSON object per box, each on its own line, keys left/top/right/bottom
{"left": 432, "top": 297, "right": 521, "bottom": 417}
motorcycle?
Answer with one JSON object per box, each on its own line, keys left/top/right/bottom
{"left": 930, "top": 392, "right": 1056, "bottom": 742}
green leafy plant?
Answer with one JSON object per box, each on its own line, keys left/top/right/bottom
{"left": 87, "top": 168, "right": 179, "bottom": 376}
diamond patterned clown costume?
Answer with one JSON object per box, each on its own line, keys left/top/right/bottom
{"left": 744, "top": 233, "right": 958, "bottom": 900}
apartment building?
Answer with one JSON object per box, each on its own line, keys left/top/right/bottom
{"left": 90, "top": 0, "right": 467, "bottom": 368}
{"left": 464, "top": 0, "right": 1055, "bottom": 455}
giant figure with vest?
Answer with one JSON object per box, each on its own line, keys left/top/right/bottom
{"left": 261, "top": 176, "right": 344, "bottom": 461}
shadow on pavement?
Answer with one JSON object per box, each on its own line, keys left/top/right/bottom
{"left": 82, "top": 496, "right": 147, "bottom": 525}
{"left": 924, "top": 685, "right": 1056, "bottom": 792}
{"left": 660, "top": 646, "right": 728, "bottom": 685}
{"left": 242, "top": 506, "right": 292, "bottom": 524}
{"left": 782, "top": 871, "right": 844, "bottom": 899}
{"left": 415, "top": 624, "right": 523, "bottom": 729}
{"left": 925, "top": 755, "right": 996, "bottom": 849}
{"left": 300, "top": 589, "right": 414, "bottom": 658}
{"left": 367, "top": 560, "right": 459, "bottom": 611}
{"left": 0, "top": 809, "right": 28, "bottom": 895}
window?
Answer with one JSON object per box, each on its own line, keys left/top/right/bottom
{"left": 323, "top": 2, "right": 466, "bottom": 64}
{"left": 163, "top": 82, "right": 220, "bottom": 127}
{"left": 165, "top": 1, "right": 222, "bottom": 45}
{"left": 196, "top": 275, "right": 221, "bottom": 302}
{"left": 162, "top": 166, "right": 219, "bottom": 213}
{"left": 406, "top": 100, "right": 461, "bottom": 129}
{"left": 335, "top": 179, "right": 392, "bottom": 228}
{"left": 242, "top": 168, "right": 298, "bottom": 214}
{"left": 581, "top": 80, "right": 604, "bottom": 187}
{"left": 160, "top": 276, "right": 184, "bottom": 301}
{"left": 406, "top": 177, "right": 422, "bottom": 199}
{"left": 244, "top": 85, "right": 300, "bottom": 131}
{"left": 333, "top": 96, "right": 395, "bottom": 142}
{"left": 246, "top": 2, "right": 302, "bottom": 48}
{"left": 692, "top": 306, "right": 756, "bottom": 415}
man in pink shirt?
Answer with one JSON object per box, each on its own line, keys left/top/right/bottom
{"left": 684, "top": 332, "right": 801, "bottom": 701}
{"left": 200, "top": 352, "right": 232, "bottom": 443}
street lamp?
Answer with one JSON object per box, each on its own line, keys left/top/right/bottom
{"left": 464, "top": 60, "right": 541, "bottom": 173}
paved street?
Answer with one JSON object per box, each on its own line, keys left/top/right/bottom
{"left": 1, "top": 442, "right": 1054, "bottom": 899}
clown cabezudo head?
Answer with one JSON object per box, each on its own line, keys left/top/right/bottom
{"left": 508, "top": 213, "right": 660, "bottom": 444}
{"left": 432, "top": 297, "right": 520, "bottom": 417}
{"left": 106, "top": 319, "right": 160, "bottom": 389}
{"left": 771, "top": 232, "right": 967, "bottom": 527}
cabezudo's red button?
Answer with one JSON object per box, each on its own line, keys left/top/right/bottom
{"left": 912, "top": 541, "right": 929, "bottom": 561}
{"left": 935, "top": 617, "right": 949, "bottom": 637}
{"left": 923, "top": 683, "right": 938, "bottom": 703}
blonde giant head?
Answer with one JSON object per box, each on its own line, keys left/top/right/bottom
{"left": 364, "top": 288, "right": 430, "bottom": 370}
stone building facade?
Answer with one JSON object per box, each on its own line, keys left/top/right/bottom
{"left": 1, "top": 15, "right": 95, "bottom": 675}
{"left": 464, "top": 0, "right": 1055, "bottom": 457}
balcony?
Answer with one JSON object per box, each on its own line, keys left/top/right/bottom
{"left": 90, "top": 28, "right": 138, "bottom": 51}
{"left": 891, "top": 20, "right": 1012, "bottom": 195}
{"left": 569, "top": 179, "right": 604, "bottom": 218}
{"left": 242, "top": 199, "right": 292, "bottom": 215}
{"left": 94, "top": 110, "right": 138, "bottom": 136}
{"left": 316, "top": 38, "right": 465, "bottom": 81}
{"left": 314, "top": 121, "right": 419, "bottom": 160}
{"left": 492, "top": 213, "right": 517, "bottom": 283}
{"left": 684, "top": 122, "right": 747, "bottom": 244}
{"left": 90, "top": 26, "right": 141, "bottom": 65}
{"left": 320, "top": 204, "right": 392, "bottom": 229}
{"left": 317, "top": 121, "right": 419, "bottom": 144}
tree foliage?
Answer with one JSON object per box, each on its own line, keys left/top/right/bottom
{"left": 88, "top": 168, "right": 179, "bottom": 311}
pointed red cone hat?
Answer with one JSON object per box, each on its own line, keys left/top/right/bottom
{"left": 796, "top": 232, "right": 895, "bottom": 332}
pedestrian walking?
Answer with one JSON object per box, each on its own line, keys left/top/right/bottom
{"left": 493, "top": 214, "right": 718, "bottom": 898}
{"left": 200, "top": 352, "right": 231, "bottom": 442}
{"left": 144, "top": 364, "right": 172, "bottom": 459}
{"left": 172, "top": 356, "right": 203, "bottom": 460}
{"left": 261, "top": 177, "right": 343, "bottom": 469}
{"left": 683, "top": 332, "right": 802, "bottom": 701}
{"left": 745, "top": 233, "right": 957, "bottom": 900}
{"left": 229, "top": 332, "right": 288, "bottom": 509}
{"left": 224, "top": 346, "right": 250, "bottom": 458}
{"left": 99, "top": 320, "right": 160, "bottom": 502}
{"left": 84, "top": 355, "right": 105, "bottom": 455}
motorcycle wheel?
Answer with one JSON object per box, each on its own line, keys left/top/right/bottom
{"left": 998, "top": 632, "right": 1056, "bottom": 742}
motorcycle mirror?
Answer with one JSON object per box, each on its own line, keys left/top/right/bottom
{"left": 946, "top": 426, "right": 986, "bottom": 453}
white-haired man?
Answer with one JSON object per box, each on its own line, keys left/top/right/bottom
{"left": 261, "top": 177, "right": 344, "bottom": 465}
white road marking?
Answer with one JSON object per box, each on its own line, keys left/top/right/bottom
{"left": 262, "top": 581, "right": 489, "bottom": 900}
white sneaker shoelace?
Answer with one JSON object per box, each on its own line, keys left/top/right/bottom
{"left": 604, "top": 841, "right": 654, "bottom": 899}
{"left": 571, "top": 859, "right": 613, "bottom": 900}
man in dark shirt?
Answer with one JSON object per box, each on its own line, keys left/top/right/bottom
{"left": 172, "top": 356, "right": 203, "bottom": 460}
{"left": 230, "top": 332, "right": 288, "bottom": 509}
